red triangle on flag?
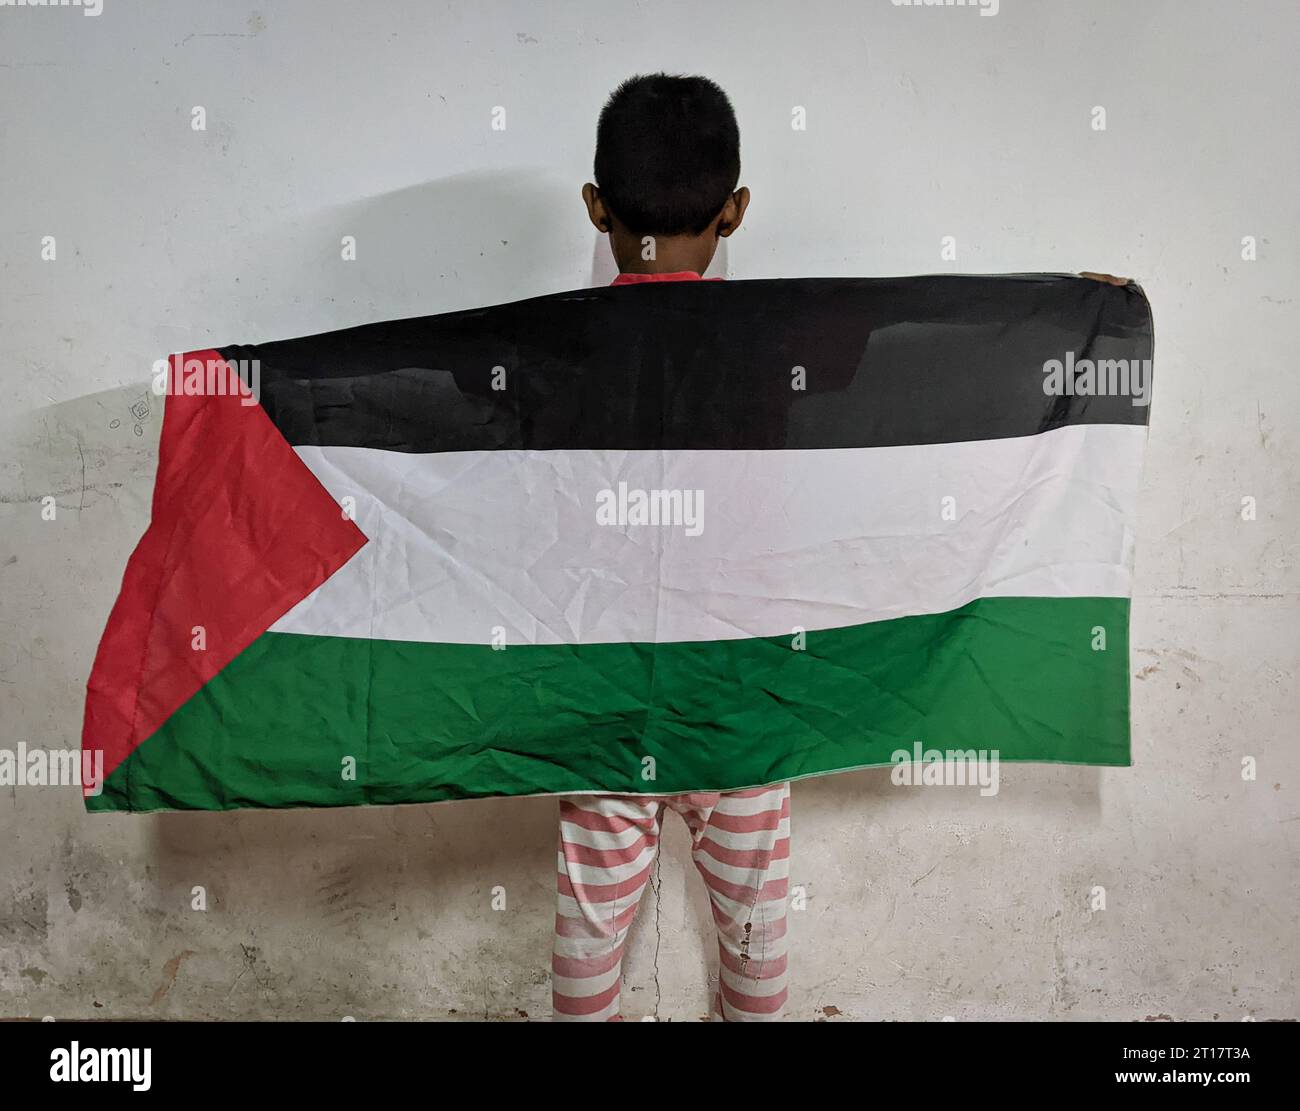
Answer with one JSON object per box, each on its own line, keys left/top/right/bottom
{"left": 82, "top": 350, "right": 368, "bottom": 787}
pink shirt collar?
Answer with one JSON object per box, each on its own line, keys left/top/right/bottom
{"left": 610, "top": 270, "right": 721, "bottom": 285}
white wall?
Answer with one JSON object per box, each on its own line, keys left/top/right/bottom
{"left": 1, "top": 0, "right": 1296, "bottom": 1019}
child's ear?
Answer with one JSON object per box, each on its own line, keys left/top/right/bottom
{"left": 716, "top": 187, "right": 751, "bottom": 238}
{"left": 582, "top": 183, "right": 612, "bottom": 232}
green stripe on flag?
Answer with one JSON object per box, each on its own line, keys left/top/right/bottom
{"left": 89, "top": 596, "right": 1130, "bottom": 812}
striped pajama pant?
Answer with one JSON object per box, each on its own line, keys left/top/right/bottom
{"left": 552, "top": 782, "right": 791, "bottom": 1021}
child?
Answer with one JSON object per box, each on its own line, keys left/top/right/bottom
{"left": 551, "top": 74, "right": 790, "bottom": 1023}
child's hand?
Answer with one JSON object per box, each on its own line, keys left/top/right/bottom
{"left": 1078, "top": 271, "right": 1131, "bottom": 285}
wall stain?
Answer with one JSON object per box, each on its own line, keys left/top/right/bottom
{"left": 150, "top": 950, "right": 197, "bottom": 1006}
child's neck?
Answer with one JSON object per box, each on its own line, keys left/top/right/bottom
{"left": 614, "top": 233, "right": 715, "bottom": 278}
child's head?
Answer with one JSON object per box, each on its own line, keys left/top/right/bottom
{"left": 584, "top": 73, "right": 749, "bottom": 275}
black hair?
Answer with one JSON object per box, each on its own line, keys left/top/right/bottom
{"left": 593, "top": 73, "right": 741, "bottom": 236}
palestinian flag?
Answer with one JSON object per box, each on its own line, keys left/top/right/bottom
{"left": 84, "top": 275, "right": 1153, "bottom": 813}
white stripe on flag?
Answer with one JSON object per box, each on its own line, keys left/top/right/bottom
{"left": 272, "top": 424, "right": 1142, "bottom": 645}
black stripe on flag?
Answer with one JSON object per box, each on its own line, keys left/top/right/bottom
{"left": 220, "top": 274, "right": 1153, "bottom": 453}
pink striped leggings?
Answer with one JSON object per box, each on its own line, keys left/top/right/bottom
{"left": 552, "top": 783, "right": 791, "bottom": 1021}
